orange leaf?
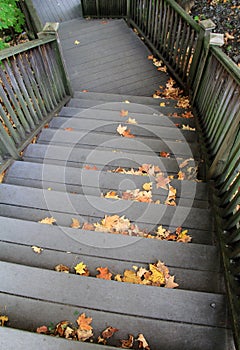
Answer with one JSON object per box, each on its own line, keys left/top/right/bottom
{"left": 84, "top": 165, "right": 99, "bottom": 170}
{"left": 101, "top": 326, "right": 119, "bottom": 339}
{"left": 82, "top": 89, "right": 89, "bottom": 92}
{"left": 96, "top": 267, "right": 112, "bottom": 280}
{"left": 64, "top": 127, "right": 74, "bottom": 131}
{"left": 82, "top": 222, "right": 95, "bottom": 231}
{"left": 123, "top": 129, "right": 135, "bottom": 138}
{"left": 160, "top": 151, "right": 170, "bottom": 158}
{"left": 77, "top": 313, "right": 93, "bottom": 331}
{"left": 120, "top": 109, "right": 129, "bottom": 117}
{"left": 71, "top": 218, "right": 81, "bottom": 228}
{"left": 36, "top": 325, "right": 48, "bottom": 334}
{"left": 148, "top": 55, "right": 154, "bottom": 60}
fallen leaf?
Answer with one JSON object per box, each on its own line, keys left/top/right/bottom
{"left": 137, "top": 333, "right": 150, "bottom": 349}
{"left": 36, "top": 325, "right": 48, "bottom": 334}
{"left": 120, "top": 109, "right": 129, "bottom": 117}
{"left": 82, "top": 222, "right": 95, "bottom": 231}
{"left": 0, "top": 315, "right": 8, "bottom": 327}
{"left": 121, "top": 334, "right": 134, "bottom": 348}
{"left": 64, "top": 127, "right": 74, "bottom": 131}
{"left": 122, "top": 270, "right": 142, "bottom": 284}
{"left": 77, "top": 329, "right": 93, "bottom": 341}
{"left": 0, "top": 171, "right": 6, "bottom": 183}
{"left": 82, "top": 89, "right": 89, "bottom": 92}
{"left": 123, "top": 129, "right": 135, "bottom": 138}
{"left": 148, "top": 55, "right": 154, "bottom": 60}
{"left": 77, "top": 313, "right": 93, "bottom": 331}
{"left": 142, "top": 182, "right": 152, "bottom": 191}
{"left": 74, "top": 40, "right": 80, "bottom": 45}
{"left": 179, "top": 158, "right": 193, "bottom": 169}
{"left": 182, "top": 125, "right": 195, "bottom": 131}
{"left": 124, "top": 100, "right": 130, "bottom": 103}
{"left": 101, "top": 20, "right": 108, "bottom": 24}
{"left": 117, "top": 124, "right": 127, "bottom": 135}
{"left": 55, "top": 321, "right": 70, "bottom": 337}
{"left": 160, "top": 102, "right": 166, "bottom": 107}
{"left": 101, "top": 326, "right": 119, "bottom": 339}
{"left": 84, "top": 165, "right": 99, "bottom": 171}
{"left": 157, "top": 65, "right": 167, "bottom": 72}
{"left": 114, "top": 274, "right": 123, "bottom": 282}
{"left": 55, "top": 264, "right": 70, "bottom": 273}
{"left": 149, "top": 264, "right": 165, "bottom": 284}
{"left": 177, "top": 228, "right": 192, "bottom": 243}
{"left": 38, "top": 217, "right": 56, "bottom": 225}
{"left": 177, "top": 171, "right": 185, "bottom": 180}
{"left": 74, "top": 262, "right": 89, "bottom": 275}
{"left": 65, "top": 326, "right": 75, "bottom": 339}
{"left": 71, "top": 218, "right": 81, "bottom": 229}
{"left": 96, "top": 267, "right": 112, "bottom": 280}
{"left": 160, "top": 151, "right": 170, "bottom": 158}
{"left": 165, "top": 275, "right": 179, "bottom": 289}
{"left": 155, "top": 174, "right": 170, "bottom": 189}
{"left": 127, "top": 117, "right": 137, "bottom": 124}
{"left": 32, "top": 246, "right": 43, "bottom": 254}
{"left": 104, "top": 191, "right": 119, "bottom": 199}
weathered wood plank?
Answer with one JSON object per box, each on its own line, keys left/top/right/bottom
{"left": 0, "top": 216, "right": 217, "bottom": 271}
{"left": 0, "top": 294, "right": 233, "bottom": 350}
{"left": 0, "top": 261, "right": 227, "bottom": 327}
{"left": 0, "top": 184, "right": 211, "bottom": 231}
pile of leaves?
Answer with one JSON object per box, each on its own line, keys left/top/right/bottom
{"left": 37, "top": 314, "right": 151, "bottom": 348}
{"left": 0, "top": 315, "right": 8, "bottom": 326}
{"left": 55, "top": 260, "right": 179, "bottom": 289}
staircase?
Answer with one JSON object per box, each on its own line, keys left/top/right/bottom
{"left": 0, "top": 91, "right": 234, "bottom": 349}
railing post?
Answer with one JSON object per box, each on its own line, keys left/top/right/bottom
{"left": 38, "top": 23, "right": 73, "bottom": 97}
{"left": 127, "top": 0, "right": 131, "bottom": 26}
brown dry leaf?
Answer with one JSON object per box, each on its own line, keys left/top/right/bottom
{"left": 77, "top": 329, "right": 93, "bottom": 341}
{"left": 122, "top": 270, "right": 142, "bottom": 284}
{"left": 121, "top": 334, "right": 134, "bottom": 348}
{"left": 181, "top": 111, "right": 193, "bottom": 118}
{"left": 127, "top": 117, "right": 137, "bottom": 125}
{"left": 0, "top": 315, "right": 8, "bottom": 327}
{"left": 137, "top": 333, "right": 150, "bottom": 349}
{"left": 55, "top": 321, "right": 70, "bottom": 337}
{"left": 32, "top": 246, "right": 43, "bottom": 254}
{"left": 65, "top": 326, "right": 75, "bottom": 339}
{"left": 123, "top": 129, "right": 135, "bottom": 138}
{"left": 178, "top": 171, "right": 185, "bottom": 180}
{"left": 177, "top": 96, "right": 191, "bottom": 109}
{"left": 182, "top": 124, "right": 195, "bottom": 131}
{"left": 82, "top": 222, "right": 95, "bottom": 231}
{"left": 77, "top": 313, "right": 93, "bottom": 331}
{"left": 165, "top": 185, "right": 177, "bottom": 206}
{"left": 0, "top": 171, "right": 6, "bottom": 183}
{"left": 149, "top": 264, "right": 165, "bottom": 284}
{"left": 84, "top": 165, "right": 99, "bottom": 171}
{"left": 55, "top": 264, "right": 70, "bottom": 273}
{"left": 36, "top": 325, "right": 48, "bottom": 334}
{"left": 104, "top": 191, "right": 119, "bottom": 199}
{"left": 117, "top": 124, "right": 127, "bottom": 135}
{"left": 156, "top": 174, "right": 170, "bottom": 189}
{"left": 179, "top": 158, "right": 193, "bottom": 169}
{"left": 38, "top": 217, "right": 56, "bottom": 225}
{"left": 177, "top": 228, "right": 192, "bottom": 243}
{"left": 165, "top": 275, "right": 179, "bottom": 289}
{"left": 148, "top": 55, "right": 154, "bottom": 60}
{"left": 160, "top": 151, "right": 170, "bottom": 158}
{"left": 96, "top": 267, "right": 112, "bottom": 280}
{"left": 158, "top": 65, "right": 167, "bottom": 72}
{"left": 64, "top": 127, "right": 74, "bottom": 131}
{"left": 71, "top": 218, "right": 81, "bottom": 228}
{"left": 120, "top": 109, "right": 129, "bottom": 117}
{"left": 31, "top": 136, "right": 37, "bottom": 144}
{"left": 101, "top": 326, "right": 119, "bottom": 339}
{"left": 114, "top": 274, "right": 123, "bottom": 282}
{"left": 225, "top": 32, "right": 235, "bottom": 43}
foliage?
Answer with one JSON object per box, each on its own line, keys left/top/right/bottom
{"left": 0, "top": 0, "right": 25, "bottom": 49}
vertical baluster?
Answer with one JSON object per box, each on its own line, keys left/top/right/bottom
{"left": 162, "top": 4, "right": 171, "bottom": 51}
{"left": 0, "top": 123, "right": 20, "bottom": 159}
{"left": 172, "top": 16, "right": 182, "bottom": 66}
{"left": 0, "top": 104, "right": 21, "bottom": 145}
{"left": 180, "top": 25, "right": 191, "bottom": 78}
{"left": 183, "top": 29, "right": 196, "bottom": 77}
{"left": 153, "top": 0, "right": 160, "bottom": 46}
{"left": 169, "top": 11, "right": 178, "bottom": 64}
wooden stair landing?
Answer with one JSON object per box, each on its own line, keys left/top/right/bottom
{"left": 58, "top": 19, "right": 168, "bottom": 95}
{"left": 0, "top": 91, "right": 234, "bottom": 349}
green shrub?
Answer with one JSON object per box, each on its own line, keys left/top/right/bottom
{"left": 0, "top": 0, "right": 25, "bottom": 49}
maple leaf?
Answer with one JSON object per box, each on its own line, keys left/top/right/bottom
{"left": 157, "top": 65, "right": 167, "bottom": 72}
{"left": 177, "top": 96, "right": 191, "bottom": 108}
{"left": 38, "top": 217, "right": 56, "bottom": 225}
{"left": 142, "top": 182, "right": 152, "bottom": 191}
{"left": 31, "top": 246, "right": 43, "bottom": 254}
{"left": 77, "top": 313, "right": 93, "bottom": 331}
{"left": 122, "top": 270, "right": 142, "bottom": 284}
{"left": 36, "top": 325, "right": 48, "bottom": 334}
{"left": 114, "top": 274, "right": 123, "bottom": 282}
{"left": 96, "top": 267, "right": 112, "bottom": 280}
{"left": 123, "top": 129, "right": 135, "bottom": 138}
{"left": 77, "top": 329, "right": 93, "bottom": 341}
{"left": 0, "top": 315, "right": 8, "bottom": 326}
{"left": 181, "top": 111, "right": 193, "bottom": 118}
{"left": 74, "top": 262, "right": 88, "bottom": 275}
{"left": 155, "top": 174, "right": 170, "bottom": 189}
{"left": 160, "top": 151, "right": 170, "bottom": 158}
{"left": 127, "top": 117, "right": 137, "bottom": 124}
{"left": 149, "top": 264, "right": 165, "bottom": 285}
{"left": 120, "top": 109, "right": 128, "bottom": 117}
{"left": 82, "top": 222, "right": 95, "bottom": 231}
{"left": 55, "top": 264, "right": 70, "bottom": 273}
{"left": 121, "top": 334, "right": 134, "bottom": 348}
{"left": 165, "top": 275, "right": 179, "bottom": 289}
{"left": 55, "top": 321, "right": 70, "bottom": 337}
{"left": 117, "top": 124, "right": 127, "bottom": 135}
{"left": 71, "top": 218, "right": 81, "bottom": 229}
{"left": 65, "top": 326, "right": 75, "bottom": 339}
{"left": 177, "top": 229, "right": 192, "bottom": 243}
{"left": 74, "top": 40, "right": 80, "bottom": 45}
{"left": 137, "top": 334, "right": 150, "bottom": 349}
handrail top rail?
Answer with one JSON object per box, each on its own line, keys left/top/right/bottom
{"left": 210, "top": 46, "right": 240, "bottom": 85}
{"left": 0, "top": 35, "right": 56, "bottom": 61}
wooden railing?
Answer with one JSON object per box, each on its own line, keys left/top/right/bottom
{"left": 82, "top": 0, "right": 127, "bottom": 17}
{"left": 81, "top": 0, "right": 240, "bottom": 347}
{"left": 0, "top": 33, "right": 71, "bottom": 172}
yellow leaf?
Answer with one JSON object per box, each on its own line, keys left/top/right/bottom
{"left": 104, "top": 191, "right": 119, "bottom": 199}
{"left": 74, "top": 40, "right": 80, "bottom": 45}
{"left": 160, "top": 102, "right": 166, "bottom": 107}
{"left": 124, "top": 100, "right": 130, "bottom": 104}
{"left": 38, "top": 217, "right": 56, "bottom": 225}
{"left": 149, "top": 264, "right": 165, "bottom": 284}
{"left": 142, "top": 182, "right": 152, "bottom": 191}
{"left": 71, "top": 218, "right": 81, "bottom": 228}
{"left": 32, "top": 246, "right": 43, "bottom": 254}
{"left": 47, "top": 187, "right": 52, "bottom": 191}
{"left": 74, "top": 262, "right": 87, "bottom": 275}
{"left": 122, "top": 270, "right": 142, "bottom": 284}
{"left": 117, "top": 124, "right": 127, "bottom": 136}
{"left": 182, "top": 125, "right": 196, "bottom": 131}
{"left": 132, "top": 265, "right": 138, "bottom": 271}
{"left": 126, "top": 117, "right": 137, "bottom": 124}
{"left": 55, "top": 264, "right": 70, "bottom": 273}
{"left": 0, "top": 315, "right": 8, "bottom": 326}
{"left": 114, "top": 274, "right": 123, "bottom": 282}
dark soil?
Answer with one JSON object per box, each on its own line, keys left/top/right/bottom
{"left": 190, "top": 0, "right": 240, "bottom": 65}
